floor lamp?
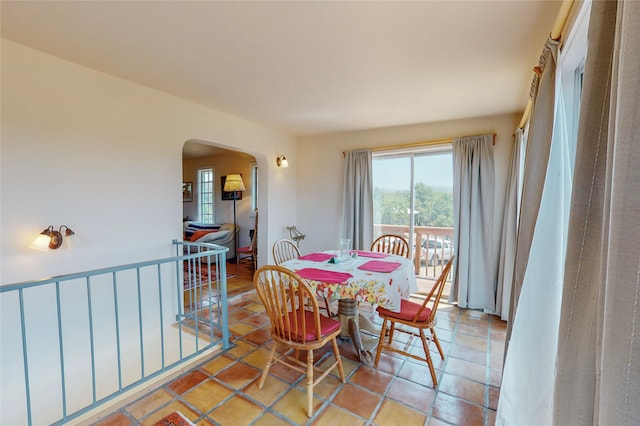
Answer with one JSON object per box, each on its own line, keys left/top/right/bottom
{"left": 223, "top": 174, "right": 245, "bottom": 277}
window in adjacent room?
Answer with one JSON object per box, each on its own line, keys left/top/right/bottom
{"left": 198, "top": 167, "right": 215, "bottom": 223}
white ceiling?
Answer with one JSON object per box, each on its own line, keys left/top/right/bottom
{"left": 1, "top": 1, "right": 562, "bottom": 137}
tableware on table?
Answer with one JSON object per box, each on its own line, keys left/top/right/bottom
{"left": 339, "top": 238, "right": 351, "bottom": 261}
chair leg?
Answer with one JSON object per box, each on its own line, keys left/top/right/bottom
{"left": 419, "top": 328, "right": 438, "bottom": 387}
{"left": 259, "top": 344, "right": 277, "bottom": 389}
{"left": 323, "top": 296, "right": 333, "bottom": 317}
{"left": 306, "top": 349, "right": 314, "bottom": 417}
{"left": 374, "top": 318, "right": 388, "bottom": 367}
{"left": 388, "top": 322, "right": 396, "bottom": 343}
{"left": 332, "top": 337, "right": 346, "bottom": 382}
{"left": 431, "top": 327, "right": 445, "bottom": 360}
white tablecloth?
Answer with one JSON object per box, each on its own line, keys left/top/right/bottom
{"left": 280, "top": 250, "right": 417, "bottom": 312}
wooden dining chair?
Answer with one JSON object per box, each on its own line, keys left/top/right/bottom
{"left": 272, "top": 238, "right": 301, "bottom": 265}
{"left": 254, "top": 265, "right": 346, "bottom": 417}
{"left": 373, "top": 256, "right": 454, "bottom": 387}
{"left": 237, "top": 209, "right": 258, "bottom": 272}
{"left": 272, "top": 239, "right": 335, "bottom": 318}
{"left": 370, "top": 234, "right": 410, "bottom": 258}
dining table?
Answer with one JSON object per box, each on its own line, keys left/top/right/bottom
{"left": 280, "top": 249, "right": 418, "bottom": 363}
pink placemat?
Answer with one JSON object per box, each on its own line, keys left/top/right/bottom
{"left": 296, "top": 268, "right": 353, "bottom": 283}
{"left": 298, "top": 252, "right": 334, "bottom": 262}
{"left": 357, "top": 260, "right": 402, "bottom": 273}
{"left": 353, "top": 250, "right": 389, "bottom": 258}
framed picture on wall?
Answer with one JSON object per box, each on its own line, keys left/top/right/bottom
{"left": 182, "top": 182, "right": 193, "bottom": 202}
{"left": 221, "top": 175, "right": 243, "bottom": 200}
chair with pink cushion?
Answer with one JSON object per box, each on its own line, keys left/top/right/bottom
{"left": 254, "top": 265, "right": 346, "bottom": 417}
{"left": 373, "top": 256, "right": 454, "bottom": 387}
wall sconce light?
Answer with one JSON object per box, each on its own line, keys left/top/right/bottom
{"left": 276, "top": 154, "right": 289, "bottom": 168}
{"left": 32, "top": 225, "right": 75, "bottom": 250}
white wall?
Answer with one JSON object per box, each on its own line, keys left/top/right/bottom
{"left": 0, "top": 39, "right": 297, "bottom": 284}
{"left": 1, "top": 39, "right": 300, "bottom": 422}
{"left": 297, "top": 114, "right": 520, "bottom": 262}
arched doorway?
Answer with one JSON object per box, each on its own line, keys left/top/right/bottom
{"left": 182, "top": 140, "right": 258, "bottom": 296}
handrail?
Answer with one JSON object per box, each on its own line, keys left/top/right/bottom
{"left": 0, "top": 241, "right": 230, "bottom": 426}
{"left": 1, "top": 245, "right": 223, "bottom": 291}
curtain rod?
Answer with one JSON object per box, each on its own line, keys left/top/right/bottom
{"left": 371, "top": 138, "right": 454, "bottom": 152}
{"left": 518, "top": 0, "right": 574, "bottom": 129}
{"left": 343, "top": 133, "right": 496, "bottom": 156}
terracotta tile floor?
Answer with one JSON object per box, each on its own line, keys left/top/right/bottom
{"left": 90, "top": 270, "right": 505, "bottom": 426}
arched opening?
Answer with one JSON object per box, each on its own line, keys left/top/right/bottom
{"left": 182, "top": 140, "right": 258, "bottom": 296}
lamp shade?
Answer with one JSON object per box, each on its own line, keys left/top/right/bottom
{"left": 277, "top": 155, "right": 289, "bottom": 167}
{"left": 224, "top": 174, "right": 246, "bottom": 192}
{"left": 30, "top": 234, "right": 52, "bottom": 251}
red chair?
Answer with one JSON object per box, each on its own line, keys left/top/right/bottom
{"left": 254, "top": 265, "right": 346, "bottom": 417}
{"left": 374, "top": 256, "right": 454, "bottom": 387}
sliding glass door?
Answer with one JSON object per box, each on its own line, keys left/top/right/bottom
{"left": 372, "top": 147, "right": 453, "bottom": 277}
{"left": 372, "top": 154, "right": 412, "bottom": 242}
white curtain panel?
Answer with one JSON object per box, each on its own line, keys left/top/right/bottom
{"left": 506, "top": 38, "right": 560, "bottom": 345}
{"left": 497, "top": 78, "right": 572, "bottom": 426}
{"left": 341, "top": 149, "right": 374, "bottom": 250}
{"left": 494, "top": 127, "right": 527, "bottom": 320}
{"left": 554, "top": 1, "right": 640, "bottom": 424}
{"left": 449, "top": 134, "right": 495, "bottom": 310}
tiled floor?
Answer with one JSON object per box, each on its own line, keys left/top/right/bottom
{"left": 91, "top": 267, "right": 505, "bottom": 426}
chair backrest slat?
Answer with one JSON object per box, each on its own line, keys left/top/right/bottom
{"left": 273, "top": 239, "right": 301, "bottom": 265}
{"left": 370, "top": 234, "right": 410, "bottom": 258}
{"left": 414, "top": 255, "right": 455, "bottom": 323}
{"left": 254, "top": 265, "right": 323, "bottom": 343}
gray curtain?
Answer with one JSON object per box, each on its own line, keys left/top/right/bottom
{"left": 553, "top": 1, "right": 640, "bottom": 424}
{"left": 494, "top": 127, "right": 526, "bottom": 320}
{"left": 506, "top": 37, "right": 559, "bottom": 345}
{"left": 449, "top": 134, "right": 495, "bottom": 310}
{"left": 341, "top": 149, "right": 374, "bottom": 250}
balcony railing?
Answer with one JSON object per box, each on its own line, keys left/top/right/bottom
{"left": 375, "top": 224, "right": 454, "bottom": 280}
{"left": 0, "top": 241, "right": 229, "bottom": 426}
